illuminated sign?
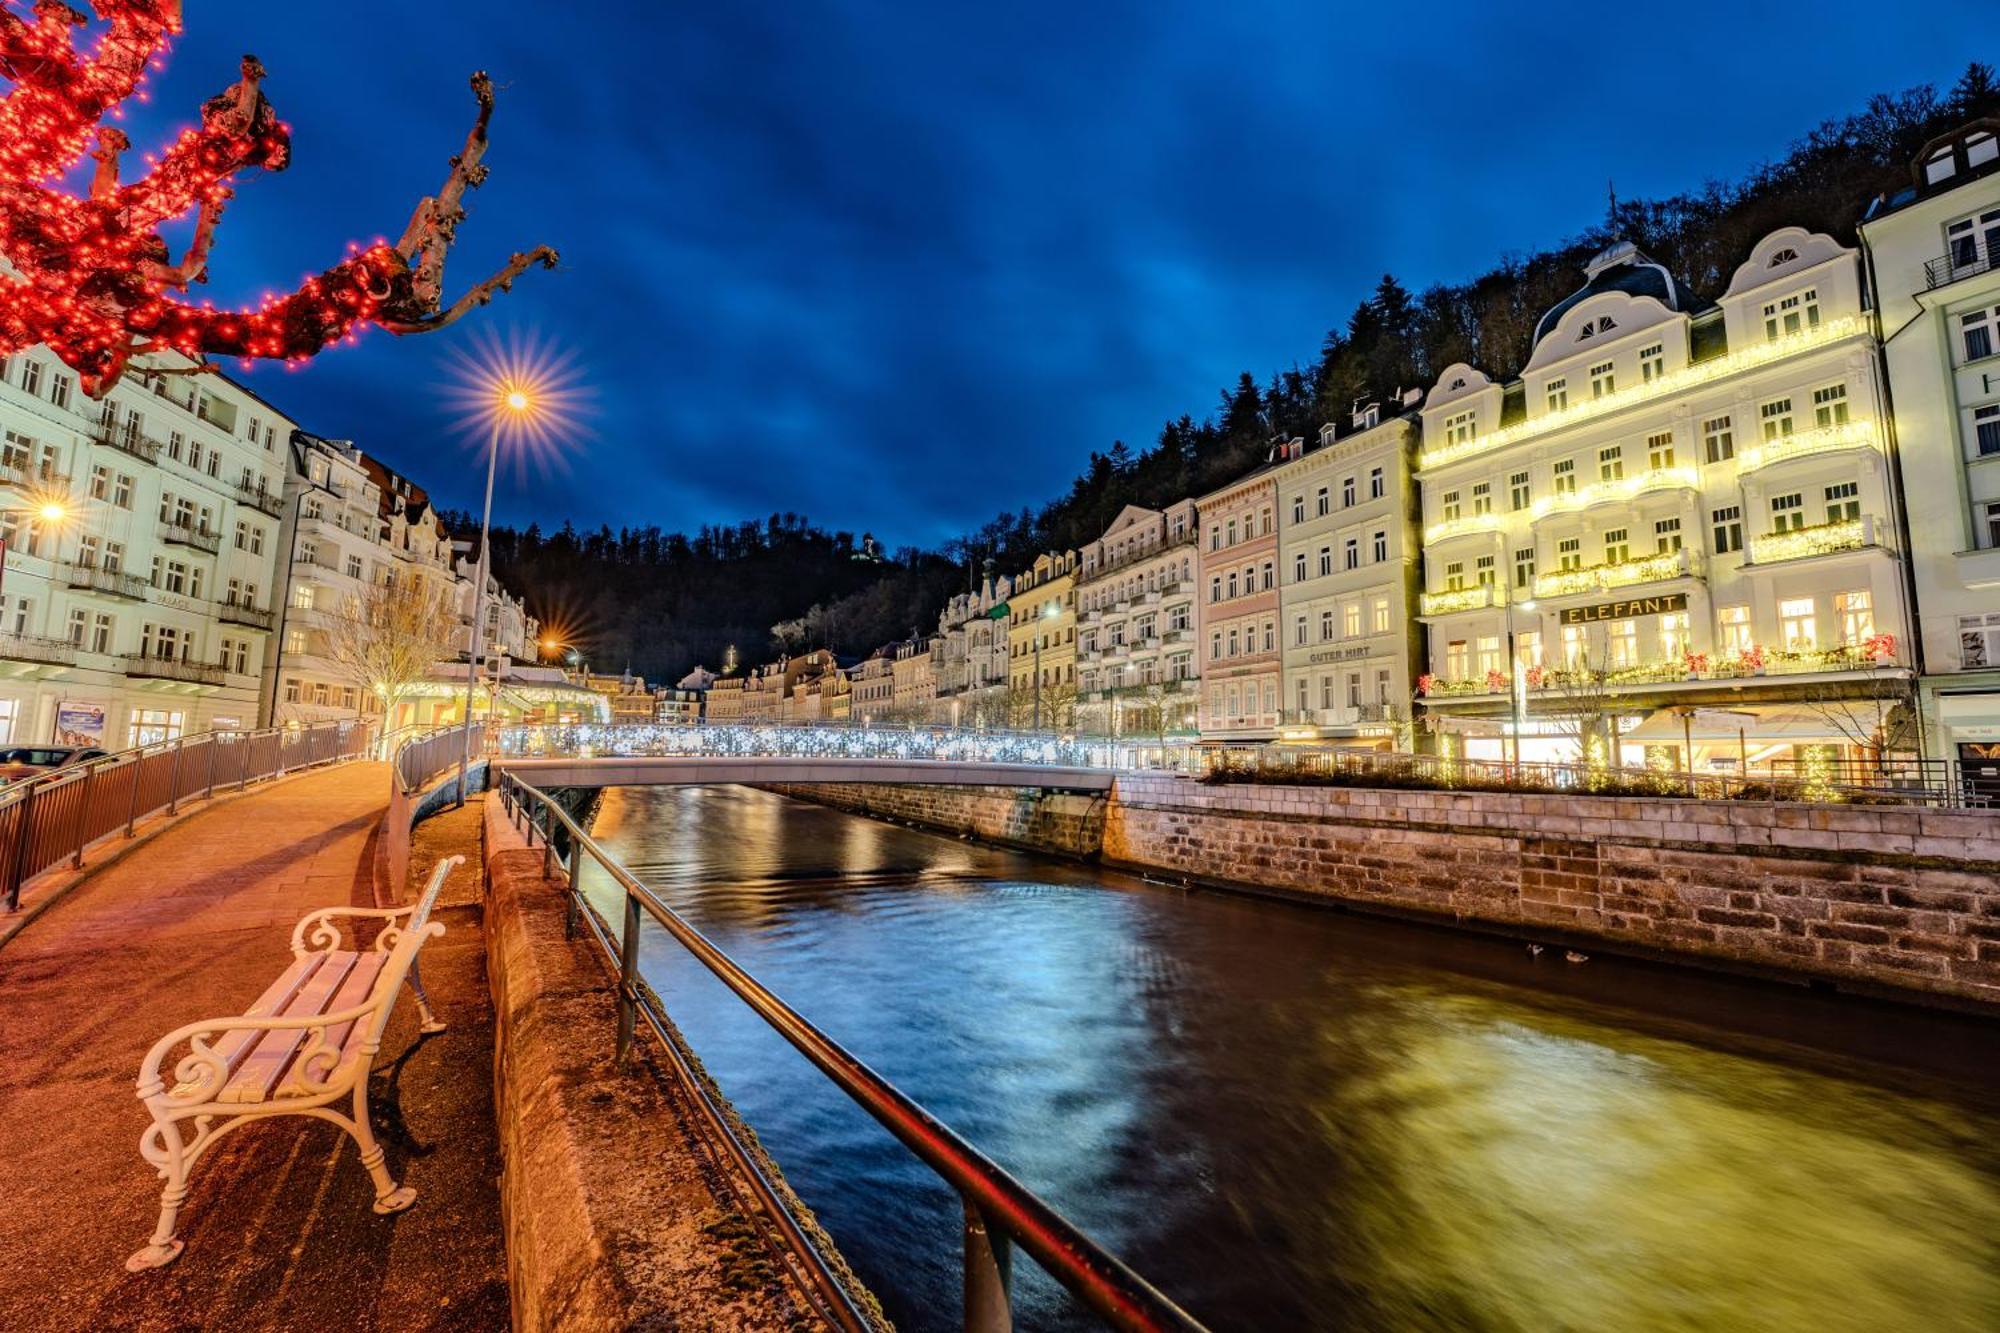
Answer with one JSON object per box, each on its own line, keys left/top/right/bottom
{"left": 1559, "top": 592, "right": 1688, "bottom": 625}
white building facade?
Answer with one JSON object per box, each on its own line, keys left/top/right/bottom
{"left": 1415, "top": 233, "right": 1914, "bottom": 772}
{"left": 1272, "top": 411, "right": 1422, "bottom": 748}
{"left": 1859, "top": 120, "right": 2000, "bottom": 793}
{"left": 1074, "top": 500, "right": 1199, "bottom": 738}
{"left": 0, "top": 348, "right": 290, "bottom": 747}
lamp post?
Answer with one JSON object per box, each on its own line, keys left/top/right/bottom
{"left": 455, "top": 385, "right": 536, "bottom": 808}
{"left": 1506, "top": 598, "right": 1538, "bottom": 772}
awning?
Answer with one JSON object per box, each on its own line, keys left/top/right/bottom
{"left": 1623, "top": 702, "right": 1884, "bottom": 743}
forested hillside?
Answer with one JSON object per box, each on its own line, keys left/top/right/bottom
{"left": 467, "top": 64, "right": 1998, "bottom": 682}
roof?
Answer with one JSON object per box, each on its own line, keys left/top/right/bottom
{"left": 1863, "top": 118, "right": 2000, "bottom": 222}
{"left": 1531, "top": 242, "right": 1691, "bottom": 349}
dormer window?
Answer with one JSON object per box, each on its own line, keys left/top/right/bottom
{"left": 1318, "top": 423, "right": 1335, "bottom": 447}
{"left": 1767, "top": 248, "right": 1799, "bottom": 268}
{"left": 1762, "top": 288, "right": 1821, "bottom": 341}
{"left": 1449, "top": 376, "right": 1466, "bottom": 390}
{"left": 1926, "top": 145, "right": 1959, "bottom": 186}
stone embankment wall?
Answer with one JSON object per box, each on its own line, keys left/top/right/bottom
{"left": 771, "top": 776, "right": 2000, "bottom": 1010}
{"left": 761, "top": 781, "right": 1107, "bottom": 857}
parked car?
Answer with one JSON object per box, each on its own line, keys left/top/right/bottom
{"left": 0, "top": 745, "right": 109, "bottom": 785}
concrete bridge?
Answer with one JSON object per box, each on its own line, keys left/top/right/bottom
{"left": 492, "top": 754, "right": 1115, "bottom": 793}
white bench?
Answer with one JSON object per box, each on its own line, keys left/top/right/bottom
{"left": 125, "top": 854, "right": 464, "bottom": 1271}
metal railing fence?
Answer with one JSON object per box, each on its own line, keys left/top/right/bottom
{"left": 498, "top": 772, "right": 1208, "bottom": 1333}
{"left": 1, "top": 718, "right": 371, "bottom": 911}
{"left": 392, "top": 720, "right": 495, "bottom": 795}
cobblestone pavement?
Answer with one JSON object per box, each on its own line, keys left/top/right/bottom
{"left": 0, "top": 761, "right": 508, "bottom": 1331}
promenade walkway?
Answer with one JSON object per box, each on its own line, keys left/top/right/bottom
{"left": 0, "top": 762, "right": 507, "bottom": 1331}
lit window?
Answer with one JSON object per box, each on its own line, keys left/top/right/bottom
{"left": 1606, "top": 619, "right": 1638, "bottom": 667}
{"left": 1659, "top": 611, "right": 1690, "bottom": 660}
{"left": 1779, "top": 597, "right": 1817, "bottom": 650}
{"left": 1835, "top": 590, "right": 1874, "bottom": 644}
{"left": 1646, "top": 432, "right": 1675, "bottom": 470}
{"left": 1603, "top": 528, "right": 1629, "bottom": 563}
{"left": 1474, "top": 555, "right": 1495, "bottom": 588}
{"left": 1717, "top": 605, "right": 1752, "bottom": 654}
{"left": 1598, "top": 446, "right": 1624, "bottom": 482}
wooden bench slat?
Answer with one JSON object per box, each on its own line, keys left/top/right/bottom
{"left": 277, "top": 953, "right": 387, "bottom": 1096}
{"left": 220, "top": 951, "right": 359, "bottom": 1104}
{"left": 169, "top": 953, "right": 327, "bottom": 1100}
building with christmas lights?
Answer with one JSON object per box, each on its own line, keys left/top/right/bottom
{"left": 852, "top": 647, "right": 896, "bottom": 724}
{"left": 706, "top": 674, "right": 747, "bottom": 724}
{"left": 0, "top": 347, "right": 290, "bottom": 747}
{"left": 1271, "top": 405, "right": 1423, "bottom": 750}
{"left": 1859, "top": 121, "right": 2000, "bottom": 793}
{"left": 1195, "top": 469, "right": 1281, "bottom": 741}
{"left": 891, "top": 637, "right": 937, "bottom": 721}
{"left": 1412, "top": 230, "right": 1914, "bottom": 771}
{"left": 1074, "top": 500, "right": 1200, "bottom": 739}
{"left": 931, "top": 572, "right": 1012, "bottom": 728}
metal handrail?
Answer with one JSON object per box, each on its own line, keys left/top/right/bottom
{"left": 499, "top": 772, "right": 1209, "bottom": 1333}
{"left": 0, "top": 718, "right": 372, "bottom": 911}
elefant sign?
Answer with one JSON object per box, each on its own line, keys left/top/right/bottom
{"left": 1559, "top": 592, "right": 1689, "bottom": 625}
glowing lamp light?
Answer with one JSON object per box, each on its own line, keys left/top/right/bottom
{"left": 36, "top": 501, "right": 67, "bottom": 524}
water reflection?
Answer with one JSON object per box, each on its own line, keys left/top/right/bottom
{"left": 576, "top": 784, "right": 2000, "bottom": 1332}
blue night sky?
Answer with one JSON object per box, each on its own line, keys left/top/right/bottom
{"left": 128, "top": 2, "right": 1988, "bottom": 545}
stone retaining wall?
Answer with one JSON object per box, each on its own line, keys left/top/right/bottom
{"left": 482, "top": 799, "right": 840, "bottom": 1331}
{"left": 773, "top": 776, "right": 2000, "bottom": 1009}
{"left": 762, "top": 782, "right": 1107, "bottom": 857}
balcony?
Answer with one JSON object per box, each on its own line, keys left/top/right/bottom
{"left": 1423, "top": 513, "right": 1503, "bottom": 545}
{"left": 1925, "top": 248, "right": 1999, "bottom": 291}
{"left": 1419, "top": 585, "right": 1499, "bottom": 616}
{"left": 237, "top": 480, "right": 286, "bottom": 517}
{"left": 1747, "top": 515, "right": 1885, "bottom": 565}
{"left": 92, "top": 422, "right": 161, "bottom": 465}
{"left": 121, "top": 654, "right": 227, "bottom": 687}
{"left": 1534, "top": 548, "right": 1699, "bottom": 599}
{"left": 1530, "top": 466, "right": 1699, "bottom": 520}
{"left": 159, "top": 522, "right": 221, "bottom": 555}
{"left": 1163, "top": 627, "right": 1196, "bottom": 645}
{"left": 217, "top": 599, "right": 276, "bottom": 631}
{"left": 0, "top": 632, "right": 77, "bottom": 668}
{"left": 59, "top": 562, "right": 148, "bottom": 601}
{"left": 0, "top": 460, "right": 64, "bottom": 492}
{"left": 1736, "top": 419, "right": 1879, "bottom": 474}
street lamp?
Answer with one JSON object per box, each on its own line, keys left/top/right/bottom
{"left": 1507, "top": 598, "right": 1538, "bottom": 771}
{"left": 0, "top": 487, "right": 74, "bottom": 589}
{"left": 455, "top": 377, "right": 540, "bottom": 806}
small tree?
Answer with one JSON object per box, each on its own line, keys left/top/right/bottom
{"left": 320, "top": 571, "right": 464, "bottom": 749}
{"left": 1542, "top": 646, "right": 1616, "bottom": 770}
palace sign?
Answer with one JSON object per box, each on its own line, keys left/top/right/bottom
{"left": 1559, "top": 592, "right": 1688, "bottom": 625}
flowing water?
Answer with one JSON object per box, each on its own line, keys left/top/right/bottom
{"left": 573, "top": 784, "right": 2000, "bottom": 1332}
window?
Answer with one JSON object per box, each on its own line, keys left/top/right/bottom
{"left": 1589, "top": 361, "right": 1615, "bottom": 399}
{"left": 1960, "top": 612, "right": 2000, "bottom": 669}
{"left": 1546, "top": 378, "right": 1568, "bottom": 413}
{"left": 49, "top": 372, "right": 70, "bottom": 409}
{"left": 1762, "top": 288, "right": 1821, "bottom": 340}
{"left": 1476, "top": 636, "right": 1503, "bottom": 675}
{"left": 292, "top": 584, "right": 314, "bottom": 611}
{"left": 1294, "top": 615, "right": 1308, "bottom": 647}
{"left": 1371, "top": 529, "right": 1387, "bottom": 562}
{"left": 1441, "top": 489, "right": 1461, "bottom": 522}
{"left": 1552, "top": 458, "right": 1576, "bottom": 495}
{"left": 104, "top": 540, "right": 123, "bottom": 572}
{"left": 19, "top": 359, "right": 40, "bottom": 394}
{"left": 1372, "top": 598, "right": 1390, "bottom": 633}
{"left": 1445, "top": 640, "right": 1468, "bottom": 678}
{"left": 1718, "top": 605, "right": 1752, "bottom": 654}
{"left": 1825, "top": 481, "right": 1861, "bottom": 524}
{"left": 1320, "top": 609, "right": 1335, "bottom": 641}
{"left": 1655, "top": 517, "right": 1682, "bottom": 552}
{"left": 1712, "top": 505, "right": 1743, "bottom": 554}
{"left": 1606, "top": 619, "right": 1638, "bottom": 668}
{"left": 1598, "top": 445, "right": 1624, "bottom": 482}
{"left": 1315, "top": 486, "right": 1330, "bottom": 518}
{"left": 1209, "top": 631, "right": 1221, "bottom": 661}
{"left": 1368, "top": 466, "right": 1384, "bottom": 499}
{"left": 1443, "top": 410, "right": 1476, "bottom": 446}
{"left": 1659, "top": 611, "right": 1690, "bottom": 660}
{"left": 1513, "top": 547, "right": 1536, "bottom": 589}
{"left": 1602, "top": 528, "right": 1630, "bottom": 563}
{"left": 1960, "top": 305, "right": 1999, "bottom": 362}
{"left": 90, "top": 613, "right": 112, "bottom": 654}
{"left": 76, "top": 533, "right": 99, "bottom": 568}
{"left": 112, "top": 473, "right": 131, "bottom": 508}
{"left": 1560, "top": 624, "right": 1587, "bottom": 666}
{"left": 1515, "top": 631, "right": 1542, "bottom": 670}
{"left": 88, "top": 463, "right": 109, "bottom": 499}
{"left": 129, "top": 708, "right": 184, "bottom": 747}
{"left": 1760, "top": 397, "right": 1795, "bottom": 441}
{"left": 1779, "top": 597, "right": 1817, "bottom": 650}
{"left": 1208, "top": 525, "right": 1220, "bottom": 552}
{"left": 1812, "top": 384, "right": 1850, "bottom": 429}
{"left": 1444, "top": 560, "right": 1465, "bottom": 592}
{"left": 1646, "top": 432, "right": 1675, "bottom": 470}
{"left": 1836, "top": 590, "right": 1874, "bottom": 644}
{"left": 1292, "top": 553, "right": 1307, "bottom": 583}
{"left": 1317, "top": 547, "right": 1332, "bottom": 578}
{"left": 345, "top": 554, "right": 363, "bottom": 579}
{"left": 1342, "top": 476, "right": 1356, "bottom": 508}
{"left": 1292, "top": 495, "right": 1305, "bottom": 525}
{"left": 1978, "top": 405, "right": 2000, "bottom": 458}
{"left": 1343, "top": 538, "right": 1359, "bottom": 571}
{"left": 1639, "top": 343, "right": 1665, "bottom": 383}
{"left": 1557, "top": 537, "right": 1581, "bottom": 571}
{"left": 1471, "top": 482, "right": 1492, "bottom": 516}
{"left": 1474, "top": 555, "right": 1496, "bottom": 588}
{"left": 65, "top": 607, "right": 86, "bottom": 645}
{"left": 1209, "top": 576, "right": 1221, "bottom": 603}
{"left": 1261, "top": 560, "right": 1274, "bottom": 591}
{"left": 1509, "top": 471, "right": 1531, "bottom": 510}
{"left": 1770, "top": 492, "right": 1805, "bottom": 533}
{"left": 1703, "top": 415, "right": 1735, "bottom": 463}
{"left": 1986, "top": 500, "right": 2000, "bottom": 550}
{"left": 1226, "top": 519, "right": 1237, "bottom": 546}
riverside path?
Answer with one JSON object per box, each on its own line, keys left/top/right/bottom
{"left": 0, "top": 761, "right": 508, "bottom": 1331}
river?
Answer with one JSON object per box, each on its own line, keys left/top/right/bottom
{"left": 574, "top": 783, "right": 2000, "bottom": 1332}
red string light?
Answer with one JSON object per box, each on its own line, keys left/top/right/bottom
{"left": 0, "top": 1, "right": 552, "bottom": 396}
